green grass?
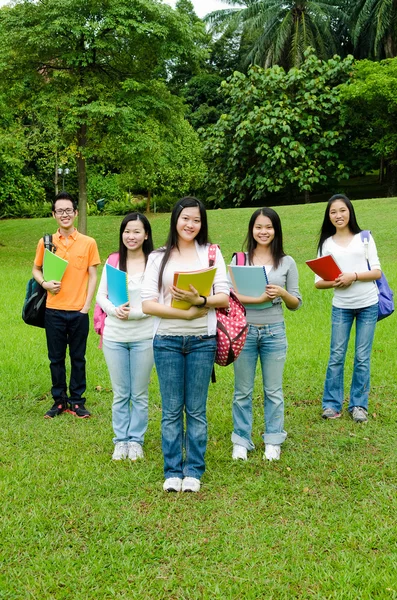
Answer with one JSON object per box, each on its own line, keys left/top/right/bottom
{"left": 1, "top": 199, "right": 397, "bottom": 599}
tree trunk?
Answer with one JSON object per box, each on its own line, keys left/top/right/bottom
{"left": 387, "top": 156, "right": 397, "bottom": 197}
{"left": 379, "top": 157, "right": 385, "bottom": 184}
{"left": 76, "top": 123, "right": 88, "bottom": 234}
{"left": 304, "top": 189, "right": 310, "bottom": 203}
{"left": 55, "top": 161, "right": 59, "bottom": 196}
{"left": 146, "top": 190, "right": 151, "bottom": 213}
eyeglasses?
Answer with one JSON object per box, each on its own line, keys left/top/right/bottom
{"left": 54, "top": 208, "right": 75, "bottom": 216}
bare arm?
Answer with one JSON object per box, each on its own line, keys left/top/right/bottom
{"left": 32, "top": 263, "right": 61, "bottom": 294}
{"left": 316, "top": 268, "right": 381, "bottom": 290}
{"left": 234, "top": 290, "right": 271, "bottom": 305}
{"left": 266, "top": 285, "right": 300, "bottom": 309}
{"left": 142, "top": 299, "right": 209, "bottom": 320}
{"left": 81, "top": 265, "right": 98, "bottom": 313}
{"left": 170, "top": 284, "right": 229, "bottom": 309}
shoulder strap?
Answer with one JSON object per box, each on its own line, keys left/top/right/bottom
{"left": 107, "top": 252, "right": 119, "bottom": 267}
{"left": 233, "top": 252, "right": 247, "bottom": 266}
{"left": 360, "top": 230, "right": 370, "bottom": 264}
{"left": 43, "top": 233, "right": 56, "bottom": 254}
{"left": 208, "top": 244, "right": 219, "bottom": 268}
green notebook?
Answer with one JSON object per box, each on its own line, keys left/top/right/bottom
{"left": 43, "top": 249, "right": 68, "bottom": 281}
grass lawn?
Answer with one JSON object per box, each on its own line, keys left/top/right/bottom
{"left": 1, "top": 199, "right": 397, "bottom": 599}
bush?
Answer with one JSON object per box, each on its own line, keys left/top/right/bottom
{"left": 0, "top": 170, "right": 47, "bottom": 218}
{"left": 102, "top": 198, "right": 147, "bottom": 216}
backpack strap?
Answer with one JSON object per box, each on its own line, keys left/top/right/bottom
{"left": 208, "top": 244, "right": 219, "bottom": 268}
{"left": 232, "top": 252, "right": 247, "bottom": 265}
{"left": 43, "top": 233, "right": 56, "bottom": 253}
{"left": 360, "top": 230, "right": 370, "bottom": 265}
{"left": 107, "top": 252, "right": 119, "bottom": 267}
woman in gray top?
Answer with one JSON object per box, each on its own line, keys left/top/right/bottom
{"left": 230, "top": 208, "right": 302, "bottom": 462}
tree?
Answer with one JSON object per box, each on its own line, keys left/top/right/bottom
{"left": 0, "top": 0, "right": 199, "bottom": 232}
{"left": 351, "top": 0, "right": 397, "bottom": 59}
{"left": 205, "top": 0, "right": 348, "bottom": 70}
{"left": 202, "top": 51, "right": 354, "bottom": 205}
{"left": 340, "top": 58, "right": 397, "bottom": 196}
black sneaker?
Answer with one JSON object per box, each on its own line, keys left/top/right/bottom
{"left": 44, "top": 402, "right": 67, "bottom": 419}
{"left": 68, "top": 403, "right": 91, "bottom": 418}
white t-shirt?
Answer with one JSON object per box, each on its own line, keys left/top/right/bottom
{"left": 316, "top": 233, "right": 381, "bottom": 309}
{"left": 96, "top": 261, "right": 153, "bottom": 342}
{"left": 141, "top": 242, "right": 230, "bottom": 337}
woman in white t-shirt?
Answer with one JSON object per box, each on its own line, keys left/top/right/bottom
{"left": 96, "top": 213, "right": 154, "bottom": 461}
{"left": 316, "top": 194, "right": 381, "bottom": 423}
{"left": 142, "top": 197, "right": 229, "bottom": 493}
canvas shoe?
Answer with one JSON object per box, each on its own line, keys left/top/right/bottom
{"left": 350, "top": 406, "right": 368, "bottom": 423}
{"left": 163, "top": 477, "right": 183, "bottom": 493}
{"left": 128, "top": 442, "right": 144, "bottom": 461}
{"left": 112, "top": 442, "right": 129, "bottom": 460}
{"left": 232, "top": 444, "right": 248, "bottom": 461}
{"left": 322, "top": 407, "right": 341, "bottom": 420}
{"left": 44, "top": 401, "right": 67, "bottom": 419}
{"left": 182, "top": 477, "right": 201, "bottom": 493}
{"left": 68, "top": 404, "right": 91, "bottom": 418}
{"left": 263, "top": 444, "right": 281, "bottom": 461}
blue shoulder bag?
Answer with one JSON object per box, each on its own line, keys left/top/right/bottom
{"left": 360, "top": 231, "right": 394, "bottom": 321}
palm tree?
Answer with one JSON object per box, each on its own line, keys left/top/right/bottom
{"left": 351, "top": 0, "right": 397, "bottom": 58}
{"left": 204, "top": 1, "right": 348, "bottom": 70}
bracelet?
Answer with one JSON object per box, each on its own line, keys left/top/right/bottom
{"left": 40, "top": 279, "right": 45, "bottom": 287}
{"left": 199, "top": 295, "right": 207, "bottom": 307}
{"left": 354, "top": 272, "right": 358, "bottom": 281}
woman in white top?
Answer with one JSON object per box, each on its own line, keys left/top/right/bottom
{"left": 142, "top": 197, "right": 229, "bottom": 493}
{"left": 316, "top": 194, "right": 381, "bottom": 423}
{"left": 96, "top": 213, "right": 154, "bottom": 460}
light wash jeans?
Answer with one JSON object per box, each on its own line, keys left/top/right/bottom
{"left": 322, "top": 303, "right": 378, "bottom": 413}
{"left": 153, "top": 334, "right": 216, "bottom": 480}
{"left": 103, "top": 338, "right": 154, "bottom": 444}
{"left": 232, "top": 323, "right": 288, "bottom": 449}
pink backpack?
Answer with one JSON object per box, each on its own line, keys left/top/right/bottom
{"left": 93, "top": 252, "right": 119, "bottom": 348}
{"left": 208, "top": 246, "right": 248, "bottom": 367}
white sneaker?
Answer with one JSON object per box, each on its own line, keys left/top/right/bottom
{"left": 263, "top": 444, "right": 281, "bottom": 461}
{"left": 182, "top": 477, "right": 201, "bottom": 493}
{"left": 128, "top": 442, "right": 144, "bottom": 461}
{"left": 163, "top": 477, "right": 182, "bottom": 492}
{"left": 112, "top": 442, "right": 129, "bottom": 460}
{"left": 232, "top": 444, "right": 248, "bottom": 461}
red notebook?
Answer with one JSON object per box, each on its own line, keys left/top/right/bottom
{"left": 306, "top": 255, "right": 342, "bottom": 280}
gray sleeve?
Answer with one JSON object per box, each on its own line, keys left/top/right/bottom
{"left": 284, "top": 256, "right": 302, "bottom": 311}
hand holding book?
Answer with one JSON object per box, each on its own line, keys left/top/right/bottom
{"left": 171, "top": 284, "right": 203, "bottom": 307}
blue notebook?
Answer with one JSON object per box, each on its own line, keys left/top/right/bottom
{"left": 229, "top": 265, "right": 272, "bottom": 310}
{"left": 106, "top": 264, "right": 129, "bottom": 306}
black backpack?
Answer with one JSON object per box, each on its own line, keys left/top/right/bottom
{"left": 22, "top": 234, "right": 55, "bottom": 328}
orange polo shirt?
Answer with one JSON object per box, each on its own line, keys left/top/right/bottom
{"left": 34, "top": 229, "right": 100, "bottom": 311}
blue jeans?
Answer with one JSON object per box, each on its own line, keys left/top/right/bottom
{"left": 153, "top": 334, "right": 217, "bottom": 480}
{"left": 322, "top": 303, "right": 378, "bottom": 413}
{"left": 45, "top": 309, "right": 89, "bottom": 404}
{"left": 232, "top": 323, "right": 287, "bottom": 449}
{"left": 103, "top": 339, "right": 154, "bottom": 444}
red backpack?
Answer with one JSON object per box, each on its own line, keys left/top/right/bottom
{"left": 208, "top": 246, "right": 248, "bottom": 367}
{"left": 93, "top": 252, "right": 119, "bottom": 348}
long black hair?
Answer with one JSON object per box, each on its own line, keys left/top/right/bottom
{"left": 118, "top": 212, "right": 153, "bottom": 272}
{"left": 317, "top": 194, "right": 362, "bottom": 256}
{"left": 158, "top": 196, "right": 209, "bottom": 291}
{"left": 244, "top": 207, "right": 285, "bottom": 269}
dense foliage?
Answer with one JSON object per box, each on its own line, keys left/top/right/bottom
{"left": 0, "top": 0, "right": 396, "bottom": 221}
{"left": 202, "top": 52, "right": 354, "bottom": 205}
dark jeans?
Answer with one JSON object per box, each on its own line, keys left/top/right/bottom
{"left": 45, "top": 309, "right": 89, "bottom": 405}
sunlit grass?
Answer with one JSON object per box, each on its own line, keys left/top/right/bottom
{"left": 0, "top": 198, "right": 396, "bottom": 599}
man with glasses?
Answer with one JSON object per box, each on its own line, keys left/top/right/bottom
{"left": 32, "top": 191, "right": 100, "bottom": 418}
